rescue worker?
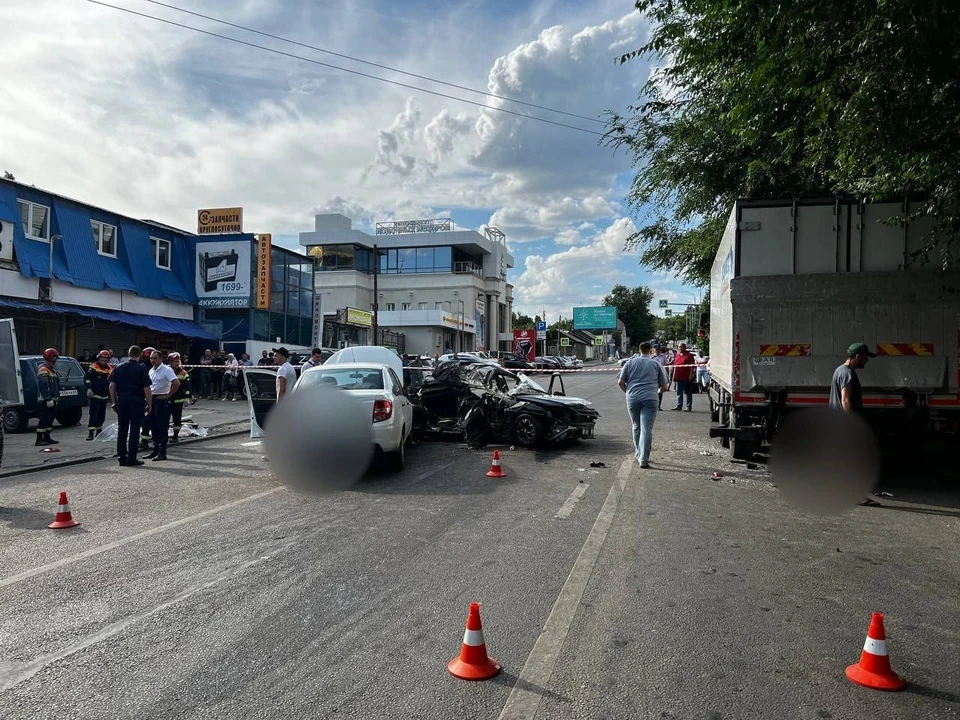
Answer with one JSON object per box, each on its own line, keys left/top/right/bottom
{"left": 138, "top": 347, "right": 156, "bottom": 450}
{"left": 84, "top": 349, "right": 113, "bottom": 440}
{"left": 36, "top": 348, "right": 61, "bottom": 446}
{"left": 167, "top": 352, "right": 192, "bottom": 444}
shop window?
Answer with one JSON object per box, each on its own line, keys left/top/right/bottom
{"left": 301, "top": 289, "right": 314, "bottom": 318}
{"left": 269, "top": 312, "right": 286, "bottom": 343}
{"left": 270, "top": 285, "right": 285, "bottom": 313}
{"left": 271, "top": 250, "right": 286, "bottom": 283}
{"left": 251, "top": 310, "right": 270, "bottom": 341}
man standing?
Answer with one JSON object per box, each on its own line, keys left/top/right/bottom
{"left": 274, "top": 347, "right": 296, "bottom": 404}
{"left": 695, "top": 350, "right": 710, "bottom": 390}
{"left": 671, "top": 342, "right": 696, "bottom": 412}
{"left": 167, "top": 353, "right": 192, "bottom": 443}
{"left": 84, "top": 350, "right": 112, "bottom": 440}
{"left": 651, "top": 345, "right": 670, "bottom": 411}
{"left": 200, "top": 349, "right": 214, "bottom": 398}
{"left": 257, "top": 350, "right": 272, "bottom": 367}
{"left": 618, "top": 342, "right": 669, "bottom": 468}
{"left": 77, "top": 348, "right": 92, "bottom": 364}
{"left": 107, "top": 349, "right": 119, "bottom": 368}
{"left": 109, "top": 346, "right": 152, "bottom": 467}
{"left": 35, "top": 348, "right": 61, "bottom": 446}
{"left": 302, "top": 347, "right": 324, "bottom": 371}
{"left": 144, "top": 350, "right": 179, "bottom": 462}
{"left": 830, "top": 342, "right": 880, "bottom": 505}
{"left": 137, "top": 347, "right": 156, "bottom": 450}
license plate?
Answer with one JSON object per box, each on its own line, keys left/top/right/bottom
{"left": 60, "top": 389, "right": 78, "bottom": 396}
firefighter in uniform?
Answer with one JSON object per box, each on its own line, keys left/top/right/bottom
{"left": 36, "top": 348, "right": 61, "bottom": 446}
{"left": 138, "top": 347, "right": 156, "bottom": 450}
{"left": 168, "top": 353, "right": 192, "bottom": 443}
{"left": 84, "top": 350, "right": 113, "bottom": 440}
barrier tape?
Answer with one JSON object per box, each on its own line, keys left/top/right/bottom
{"left": 80, "top": 361, "right": 709, "bottom": 373}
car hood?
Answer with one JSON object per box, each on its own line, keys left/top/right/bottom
{"left": 512, "top": 394, "right": 594, "bottom": 409}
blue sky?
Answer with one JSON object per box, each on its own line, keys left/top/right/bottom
{"left": 0, "top": 0, "right": 699, "bottom": 318}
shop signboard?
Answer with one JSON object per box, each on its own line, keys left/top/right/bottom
{"left": 255, "top": 234, "right": 271, "bottom": 310}
{"left": 197, "top": 207, "right": 243, "bottom": 235}
{"left": 346, "top": 308, "right": 373, "bottom": 327}
{"left": 475, "top": 298, "right": 486, "bottom": 352}
{"left": 195, "top": 238, "right": 252, "bottom": 308}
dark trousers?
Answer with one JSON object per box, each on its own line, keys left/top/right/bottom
{"left": 151, "top": 399, "right": 171, "bottom": 452}
{"left": 88, "top": 397, "right": 108, "bottom": 430}
{"left": 116, "top": 396, "right": 144, "bottom": 462}
{"left": 674, "top": 380, "right": 693, "bottom": 409}
{"left": 37, "top": 402, "right": 57, "bottom": 434}
{"left": 170, "top": 401, "right": 184, "bottom": 430}
{"left": 200, "top": 370, "right": 212, "bottom": 397}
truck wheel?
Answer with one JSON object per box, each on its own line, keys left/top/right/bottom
{"left": 729, "top": 435, "right": 756, "bottom": 461}
{"left": 56, "top": 407, "right": 83, "bottom": 427}
{"left": 1, "top": 407, "right": 28, "bottom": 433}
{"left": 709, "top": 396, "right": 720, "bottom": 423}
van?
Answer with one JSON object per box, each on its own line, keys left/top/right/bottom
{"left": 1, "top": 356, "right": 88, "bottom": 433}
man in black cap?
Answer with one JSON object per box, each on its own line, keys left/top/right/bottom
{"left": 829, "top": 342, "right": 877, "bottom": 414}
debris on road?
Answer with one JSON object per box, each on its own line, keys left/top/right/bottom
{"left": 711, "top": 471, "right": 724, "bottom": 481}
{"left": 589, "top": 461, "right": 607, "bottom": 468}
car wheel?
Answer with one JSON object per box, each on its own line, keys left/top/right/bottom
{"left": 388, "top": 428, "right": 406, "bottom": 472}
{"left": 2, "top": 406, "right": 27, "bottom": 433}
{"left": 513, "top": 414, "right": 540, "bottom": 447}
{"left": 56, "top": 407, "right": 83, "bottom": 427}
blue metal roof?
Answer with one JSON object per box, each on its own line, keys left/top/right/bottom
{"left": 0, "top": 184, "right": 53, "bottom": 280}
{"left": 0, "top": 298, "right": 218, "bottom": 339}
{"left": 52, "top": 200, "right": 105, "bottom": 290}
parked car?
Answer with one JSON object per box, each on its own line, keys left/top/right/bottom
{"left": 295, "top": 362, "right": 413, "bottom": 471}
{"left": 2, "top": 355, "right": 88, "bottom": 433}
{"left": 501, "top": 354, "right": 536, "bottom": 371}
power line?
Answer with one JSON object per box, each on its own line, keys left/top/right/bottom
{"left": 85, "top": 1, "right": 606, "bottom": 137}
{"left": 139, "top": 0, "right": 606, "bottom": 126}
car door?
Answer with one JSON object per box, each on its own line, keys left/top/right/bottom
{"left": 242, "top": 368, "right": 278, "bottom": 438}
{"left": 387, "top": 368, "right": 413, "bottom": 434}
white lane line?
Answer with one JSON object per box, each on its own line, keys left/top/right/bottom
{"left": 0, "top": 539, "right": 296, "bottom": 692}
{"left": 0, "top": 487, "right": 285, "bottom": 590}
{"left": 499, "top": 456, "right": 633, "bottom": 720}
{"left": 554, "top": 484, "right": 589, "bottom": 519}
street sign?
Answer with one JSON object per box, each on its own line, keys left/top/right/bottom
{"left": 536, "top": 321, "right": 547, "bottom": 331}
{"left": 573, "top": 306, "right": 617, "bottom": 330}
{"left": 658, "top": 299, "right": 668, "bottom": 308}
{"left": 593, "top": 337, "right": 603, "bottom": 346}
{"left": 560, "top": 337, "right": 571, "bottom": 347}
{"left": 665, "top": 309, "right": 673, "bottom": 317}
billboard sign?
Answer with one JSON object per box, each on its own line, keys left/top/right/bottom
{"left": 513, "top": 329, "right": 536, "bottom": 362}
{"left": 196, "top": 239, "right": 252, "bottom": 308}
{"left": 475, "top": 298, "right": 486, "bottom": 352}
{"left": 573, "top": 306, "right": 617, "bottom": 330}
{"left": 255, "top": 234, "right": 271, "bottom": 310}
{"left": 346, "top": 308, "right": 373, "bottom": 327}
{"left": 198, "top": 207, "right": 243, "bottom": 235}
{"left": 312, "top": 292, "right": 323, "bottom": 347}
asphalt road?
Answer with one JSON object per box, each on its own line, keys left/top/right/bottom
{"left": 1, "top": 371, "right": 957, "bottom": 719}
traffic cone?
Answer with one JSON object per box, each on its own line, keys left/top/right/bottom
{"left": 845, "top": 612, "right": 906, "bottom": 691}
{"left": 448, "top": 602, "right": 501, "bottom": 681}
{"left": 48, "top": 491, "right": 80, "bottom": 530}
{"left": 486, "top": 450, "right": 506, "bottom": 478}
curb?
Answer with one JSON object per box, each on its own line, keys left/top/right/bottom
{"left": 0, "top": 426, "right": 250, "bottom": 480}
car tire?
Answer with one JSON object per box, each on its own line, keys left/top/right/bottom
{"left": 388, "top": 428, "right": 406, "bottom": 472}
{"left": 56, "top": 406, "right": 83, "bottom": 427}
{"left": 513, "top": 414, "right": 541, "bottom": 447}
{"left": 2, "top": 406, "right": 28, "bottom": 434}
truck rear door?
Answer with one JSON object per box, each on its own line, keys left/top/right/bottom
{"left": 0, "top": 319, "right": 23, "bottom": 407}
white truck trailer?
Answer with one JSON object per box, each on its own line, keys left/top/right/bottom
{"left": 708, "top": 197, "right": 960, "bottom": 459}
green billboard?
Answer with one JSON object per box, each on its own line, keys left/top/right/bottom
{"left": 573, "top": 306, "right": 618, "bottom": 330}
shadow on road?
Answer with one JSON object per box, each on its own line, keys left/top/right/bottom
{"left": 488, "top": 669, "right": 571, "bottom": 704}
{"left": 0, "top": 505, "right": 91, "bottom": 532}
{"left": 904, "top": 681, "right": 960, "bottom": 705}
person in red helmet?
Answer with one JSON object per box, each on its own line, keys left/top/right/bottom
{"left": 84, "top": 350, "right": 113, "bottom": 440}
{"left": 167, "top": 353, "right": 192, "bottom": 443}
{"left": 36, "top": 348, "right": 61, "bottom": 446}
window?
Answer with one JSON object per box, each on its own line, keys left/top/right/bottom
{"left": 436, "top": 302, "right": 444, "bottom": 310}
{"left": 401, "top": 302, "right": 412, "bottom": 311}
{"left": 419, "top": 302, "right": 428, "bottom": 310}
{"left": 17, "top": 200, "right": 50, "bottom": 241}
{"left": 417, "top": 247, "right": 434, "bottom": 272}
{"left": 90, "top": 220, "right": 117, "bottom": 257}
{"left": 434, "top": 246, "right": 452, "bottom": 272}
{"left": 385, "top": 303, "right": 396, "bottom": 311}
{"left": 150, "top": 237, "right": 172, "bottom": 270}
{"left": 398, "top": 248, "right": 415, "bottom": 272}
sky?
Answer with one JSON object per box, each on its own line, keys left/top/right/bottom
{"left": 0, "top": 0, "right": 702, "bottom": 320}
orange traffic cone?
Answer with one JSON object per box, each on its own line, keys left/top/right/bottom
{"left": 486, "top": 450, "right": 506, "bottom": 478}
{"left": 846, "top": 612, "right": 906, "bottom": 691}
{"left": 448, "top": 602, "right": 501, "bottom": 681}
{"left": 48, "top": 491, "right": 80, "bottom": 530}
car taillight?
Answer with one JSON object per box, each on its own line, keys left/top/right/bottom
{"left": 373, "top": 399, "right": 393, "bottom": 423}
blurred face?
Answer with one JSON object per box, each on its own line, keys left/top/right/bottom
{"left": 312, "top": 352, "right": 322, "bottom": 363}
{"left": 205, "top": 350, "right": 212, "bottom": 357}
{"left": 151, "top": 351, "right": 162, "bottom": 367}
{"left": 273, "top": 352, "right": 284, "bottom": 364}
{"left": 171, "top": 356, "right": 182, "bottom": 369}
{"left": 679, "top": 344, "right": 686, "bottom": 353}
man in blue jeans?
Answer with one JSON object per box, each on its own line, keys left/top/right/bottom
{"left": 618, "top": 341, "right": 670, "bottom": 468}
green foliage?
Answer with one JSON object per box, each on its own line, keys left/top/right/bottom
{"left": 606, "top": 0, "right": 960, "bottom": 284}
{"left": 654, "top": 314, "right": 687, "bottom": 342}
{"left": 512, "top": 311, "right": 535, "bottom": 329}
{"left": 602, "top": 284, "right": 655, "bottom": 346}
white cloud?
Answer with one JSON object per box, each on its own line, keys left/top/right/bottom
{"left": 424, "top": 110, "right": 473, "bottom": 165}
{"left": 554, "top": 227, "right": 583, "bottom": 246}
{"left": 489, "top": 196, "right": 617, "bottom": 242}
{"left": 364, "top": 97, "right": 423, "bottom": 180}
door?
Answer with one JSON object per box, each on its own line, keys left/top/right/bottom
{"left": 0, "top": 319, "right": 24, "bottom": 407}
{"left": 242, "top": 369, "right": 277, "bottom": 438}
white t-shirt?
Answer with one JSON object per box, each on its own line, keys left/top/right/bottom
{"left": 276, "top": 361, "right": 296, "bottom": 401}
{"left": 696, "top": 356, "right": 710, "bottom": 368}
{"left": 149, "top": 363, "right": 178, "bottom": 396}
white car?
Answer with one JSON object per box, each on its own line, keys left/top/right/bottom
{"left": 295, "top": 362, "right": 413, "bottom": 471}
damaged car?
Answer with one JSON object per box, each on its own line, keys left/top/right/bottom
{"left": 411, "top": 359, "right": 599, "bottom": 449}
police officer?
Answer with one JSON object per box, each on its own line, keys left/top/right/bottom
{"left": 138, "top": 347, "right": 156, "bottom": 450}
{"left": 144, "top": 350, "right": 179, "bottom": 462}
{"left": 109, "top": 345, "right": 152, "bottom": 467}
{"left": 167, "top": 352, "right": 192, "bottom": 444}
{"left": 36, "top": 348, "right": 61, "bottom": 446}
{"left": 84, "top": 350, "right": 112, "bottom": 440}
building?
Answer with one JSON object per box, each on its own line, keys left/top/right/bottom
{"left": 299, "top": 214, "right": 515, "bottom": 355}
{"left": 0, "top": 178, "right": 216, "bottom": 357}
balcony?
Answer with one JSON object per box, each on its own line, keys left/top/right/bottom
{"left": 453, "top": 261, "right": 483, "bottom": 277}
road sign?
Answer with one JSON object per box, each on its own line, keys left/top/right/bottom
{"left": 560, "top": 337, "right": 571, "bottom": 347}
{"left": 658, "top": 299, "right": 668, "bottom": 308}
{"left": 536, "top": 321, "right": 547, "bottom": 331}
{"left": 573, "top": 306, "right": 617, "bottom": 330}
{"left": 593, "top": 337, "right": 603, "bottom": 346}
{"left": 665, "top": 309, "right": 673, "bottom": 317}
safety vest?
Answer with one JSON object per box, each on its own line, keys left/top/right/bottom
{"left": 171, "top": 369, "right": 192, "bottom": 404}
{"left": 84, "top": 363, "right": 112, "bottom": 399}
{"left": 37, "top": 364, "right": 60, "bottom": 402}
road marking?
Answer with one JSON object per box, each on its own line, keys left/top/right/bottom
{"left": 0, "top": 487, "right": 285, "bottom": 590}
{"left": 0, "top": 539, "right": 296, "bottom": 692}
{"left": 499, "top": 456, "right": 633, "bottom": 720}
{"left": 241, "top": 441, "right": 261, "bottom": 446}
{"left": 554, "top": 484, "right": 589, "bottom": 519}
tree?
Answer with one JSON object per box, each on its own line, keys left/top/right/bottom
{"left": 2, "top": 171, "right": 14, "bottom": 180}
{"left": 602, "top": 284, "right": 655, "bottom": 347}
{"left": 655, "top": 314, "right": 687, "bottom": 343}
{"left": 605, "top": 0, "right": 960, "bottom": 286}
{"left": 512, "top": 311, "right": 534, "bottom": 329}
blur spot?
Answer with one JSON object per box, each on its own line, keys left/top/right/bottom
{"left": 771, "top": 408, "right": 880, "bottom": 515}
{"left": 263, "top": 386, "right": 373, "bottom": 493}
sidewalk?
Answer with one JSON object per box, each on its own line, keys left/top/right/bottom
{"left": 0, "top": 398, "right": 250, "bottom": 477}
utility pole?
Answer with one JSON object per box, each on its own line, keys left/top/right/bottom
{"left": 371, "top": 243, "right": 378, "bottom": 346}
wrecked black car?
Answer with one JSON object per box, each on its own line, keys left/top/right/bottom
{"left": 411, "top": 359, "right": 599, "bottom": 449}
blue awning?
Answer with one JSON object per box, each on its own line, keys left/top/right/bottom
{"left": 0, "top": 298, "right": 218, "bottom": 339}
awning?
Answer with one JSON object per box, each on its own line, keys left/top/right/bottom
{"left": 0, "top": 298, "right": 218, "bottom": 340}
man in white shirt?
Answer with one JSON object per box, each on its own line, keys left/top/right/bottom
{"left": 144, "top": 350, "right": 180, "bottom": 462}
{"left": 301, "top": 347, "right": 324, "bottom": 371}
{"left": 274, "top": 347, "right": 297, "bottom": 404}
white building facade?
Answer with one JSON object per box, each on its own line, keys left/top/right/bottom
{"left": 299, "top": 215, "right": 515, "bottom": 355}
